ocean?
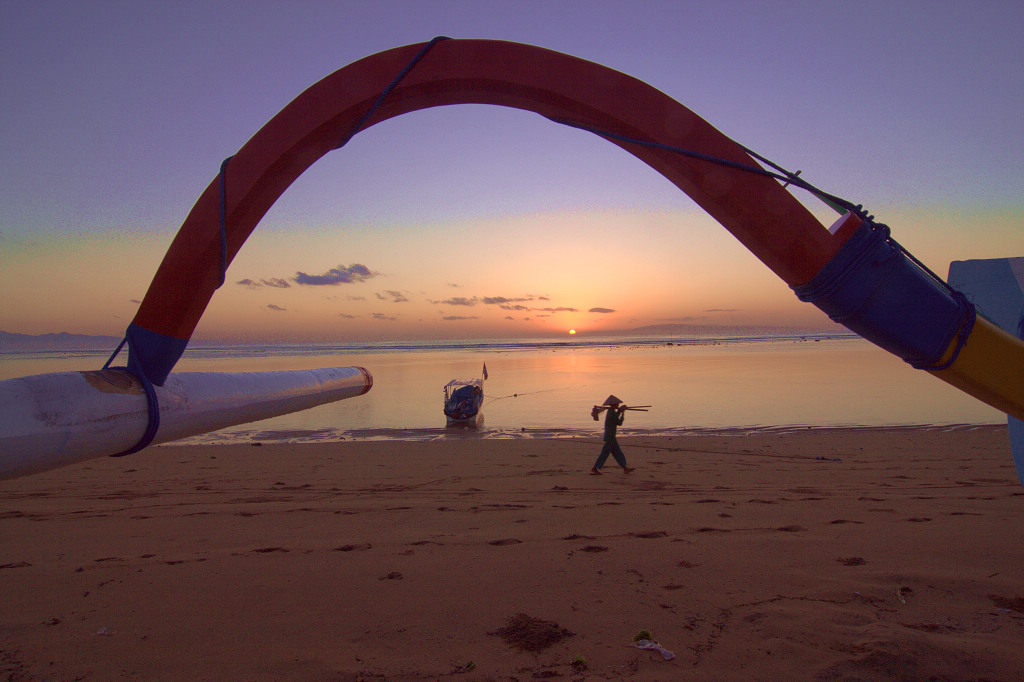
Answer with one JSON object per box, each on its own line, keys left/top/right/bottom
{"left": 0, "top": 332, "right": 1005, "bottom": 444}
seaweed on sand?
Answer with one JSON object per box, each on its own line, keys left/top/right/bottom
{"left": 489, "top": 613, "right": 575, "bottom": 652}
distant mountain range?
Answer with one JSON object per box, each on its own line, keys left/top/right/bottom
{"left": 578, "top": 322, "right": 844, "bottom": 337}
{"left": 0, "top": 331, "right": 124, "bottom": 351}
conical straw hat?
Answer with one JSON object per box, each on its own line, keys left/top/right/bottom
{"left": 603, "top": 395, "right": 622, "bottom": 406}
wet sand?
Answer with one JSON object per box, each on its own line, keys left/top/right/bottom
{"left": 2, "top": 426, "right": 1022, "bottom": 681}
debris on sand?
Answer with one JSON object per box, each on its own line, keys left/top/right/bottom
{"left": 489, "top": 613, "right": 575, "bottom": 652}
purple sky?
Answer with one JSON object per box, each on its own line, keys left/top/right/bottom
{"left": 2, "top": 1, "right": 1021, "bottom": 341}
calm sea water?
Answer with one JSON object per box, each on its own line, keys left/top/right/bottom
{"left": 0, "top": 333, "right": 1004, "bottom": 444}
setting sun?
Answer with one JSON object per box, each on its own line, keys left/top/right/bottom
{"left": 568, "top": 329, "right": 576, "bottom": 335}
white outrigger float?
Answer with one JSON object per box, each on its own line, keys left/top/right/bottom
{"left": 0, "top": 366, "right": 371, "bottom": 480}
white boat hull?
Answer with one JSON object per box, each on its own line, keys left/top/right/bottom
{"left": 0, "top": 366, "right": 372, "bottom": 479}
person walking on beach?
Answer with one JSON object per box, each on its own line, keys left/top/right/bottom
{"left": 591, "top": 395, "right": 635, "bottom": 475}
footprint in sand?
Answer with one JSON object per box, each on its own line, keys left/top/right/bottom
{"left": 489, "top": 538, "right": 523, "bottom": 546}
{"left": 988, "top": 594, "right": 1024, "bottom": 613}
{"left": 0, "top": 561, "right": 31, "bottom": 569}
{"left": 333, "top": 543, "right": 372, "bottom": 552}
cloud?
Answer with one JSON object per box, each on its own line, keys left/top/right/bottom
{"left": 588, "top": 307, "right": 616, "bottom": 314}
{"left": 294, "top": 263, "right": 376, "bottom": 286}
{"left": 265, "top": 304, "right": 287, "bottom": 312}
{"left": 703, "top": 308, "right": 742, "bottom": 313}
{"left": 482, "top": 295, "right": 534, "bottom": 305}
{"left": 338, "top": 313, "right": 356, "bottom": 319}
{"left": 438, "top": 296, "right": 478, "bottom": 306}
{"left": 479, "top": 295, "right": 583, "bottom": 313}
{"left": 372, "top": 312, "right": 397, "bottom": 321}
{"left": 376, "top": 290, "right": 408, "bottom": 303}
{"left": 237, "top": 278, "right": 292, "bottom": 289}
{"left": 443, "top": 315, "right": 478, "bottom": 321}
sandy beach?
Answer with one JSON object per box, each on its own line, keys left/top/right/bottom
{"left": 2, "top": 426, "right": 1022, "bottom": 681}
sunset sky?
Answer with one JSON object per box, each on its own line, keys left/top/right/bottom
{"left": 2, "top": 1, "right": 1021, "bottom": 343}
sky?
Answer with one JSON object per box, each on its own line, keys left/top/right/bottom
{"left": 2, "top": 0, "right": 1021, "bottom": 343}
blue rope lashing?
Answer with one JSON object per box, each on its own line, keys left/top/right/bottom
{"left": 794, "top": 220, "right": 978, "bottom": 371}
{"left": 334, "top": 35, "right": 451, "bottom": 150}
{"left": 911, "top": 290, "right": 976, "bottom": 371}
{"left": 102, "top": 334, "right": 161, "bottom": 457}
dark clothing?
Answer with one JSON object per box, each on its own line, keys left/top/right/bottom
{"left": 594, "top": 407, "right": 628, "bottom": 469}
{"left": 603, "top": 407, "right": 624, "bottom": 440}
{"left": 595, "top": 439, "right": 628, "bottom": 469}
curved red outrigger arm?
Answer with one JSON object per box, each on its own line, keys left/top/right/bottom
{"left": 125, "top": 38, "right": 1022, "bottom": 424}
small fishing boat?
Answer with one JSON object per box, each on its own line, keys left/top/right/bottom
{"left": 443, "top": 363, "right": 487, "bottom": 425}
{"left": 443, "top": 378, "right": 484, "bottom": 424}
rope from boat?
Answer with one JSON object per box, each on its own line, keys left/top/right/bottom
{"left": 485, "top": 387, "right": 567, "bottom": 405}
